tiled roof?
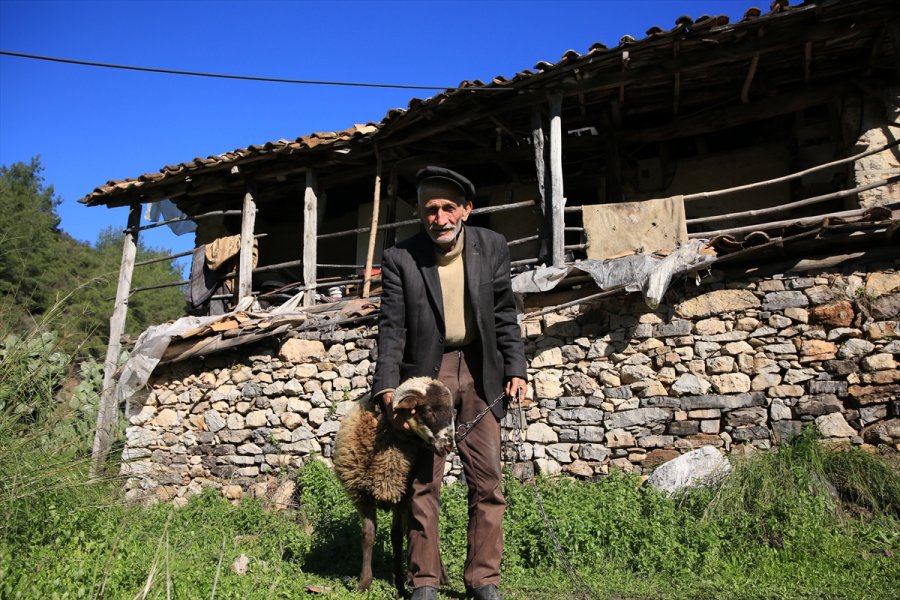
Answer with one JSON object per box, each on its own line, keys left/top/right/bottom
{"left": 81, "top": 0, "right": 863, "bottom": 206}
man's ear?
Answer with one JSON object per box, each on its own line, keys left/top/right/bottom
{"left": 461, "top": 201, "right": 473, "bottom": 221}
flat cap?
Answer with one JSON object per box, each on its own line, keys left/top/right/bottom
{"left": 415, "top": 166, "right": 476, "bottom": 203}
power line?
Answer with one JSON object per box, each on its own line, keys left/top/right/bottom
{"left": 0, "top": 50, "right": 512, "bottom": 92}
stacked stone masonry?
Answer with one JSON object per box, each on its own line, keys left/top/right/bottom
{"left": 122, "top": 264, "right": 899, "bottom": 505}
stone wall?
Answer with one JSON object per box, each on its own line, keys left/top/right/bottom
{"left": 122, "top": 262, "right": 899, "bottom": 505}
{"left": 851, "top": 88, "right": 899, "bottom": 209}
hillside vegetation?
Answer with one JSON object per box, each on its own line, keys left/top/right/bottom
{"left": 0, "top": 158, "right": 185, "bottom": 357}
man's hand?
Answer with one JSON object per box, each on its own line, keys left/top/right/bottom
{"left": 380, "top": 391, "right": 410, "bottom": 431}
{"left": 504, "top": 376, "right": 527, "bottom": 404}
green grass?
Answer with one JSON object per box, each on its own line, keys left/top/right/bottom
{"left": 1, "top": 321, "right": 898, "bottom": 598}
{"left": 4, "top": 446, "right": 897, "bottom": 599}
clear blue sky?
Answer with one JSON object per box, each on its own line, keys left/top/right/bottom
{"left": 1, "top": 0, "right": 748, "bottom": 262}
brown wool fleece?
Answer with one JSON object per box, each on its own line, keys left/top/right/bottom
{"left": 332, "top": 407, "right": 419, "bottom": 505}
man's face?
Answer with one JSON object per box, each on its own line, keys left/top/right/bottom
{"left": 418, "top": 184, "right": 472, "bottom": 251}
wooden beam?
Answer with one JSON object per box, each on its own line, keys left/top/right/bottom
{"left": 362, "top": 147, "right": 383, "bottom": 298}
{"left": 548, "top": 90, "right": 566, "bottom": 266}
{"left": 688, "top": 203, "right": 896, "bottom": 239}
{"left": 237, "top": 182, "right": 257, "bottom": 301}
{"left": 741, "top": 52, "right": 761, "bottom": 103}
{"left": 90, "top": 204, "right": 141, "bottom": 477}
{"left": 303, "top": 169, "right": 318, "bottom": 307}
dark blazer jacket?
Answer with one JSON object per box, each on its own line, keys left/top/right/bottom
{"left": 372, "top": 225, "right": 526, "bottom": 418}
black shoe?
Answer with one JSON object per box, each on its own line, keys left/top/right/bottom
{"left": 410, "top": 586, "right": 439, "bottom": 600}
{"left": 469, "top": 584, "right": 502, "bottom": 600}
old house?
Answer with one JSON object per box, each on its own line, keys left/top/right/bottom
{"left": 81, "top": 0, "right": 899, "bottom": 504}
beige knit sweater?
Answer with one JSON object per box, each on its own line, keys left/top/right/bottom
{"left": 435, "top": 230, "right": 475, "bottom": 346}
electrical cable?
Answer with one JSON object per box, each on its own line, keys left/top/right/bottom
{"left": 0, "top": 50, "right": 511, "bottom": 92}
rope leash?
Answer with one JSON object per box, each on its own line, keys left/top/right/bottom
{"left": 503, "top": 398, "right": 601, "bottom": 600}
{"left": 454, "top": 392, "right": 507, "bottom": 443}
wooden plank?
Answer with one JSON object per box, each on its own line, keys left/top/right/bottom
{"left": 90, "top": 204, "right": 141, "bottom": 476}
{"left": 237, "top": 183, "right": 257, "bottom": 301}
{"left": 548, "top": 90, "right": 565, "bottom": 266}
{"left": 362, "top": 147, "right": 383, "bottom": 298}
{"left": 303, "top": 169, "right": 318, "bottom": 307}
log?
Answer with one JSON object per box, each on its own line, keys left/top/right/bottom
{"left": 129, "top": 209, "right": 242, "bottom": 233}
{"left": 548, "top": 90, "right": 566, "bottom": 266}
{"left": 303, "top": 169, "right": 318, "bottom": 307}
{"left": 531, "top": 107, "right": 548, "bottom": 219}
{"left": 362, "top": 147, "right": 382, "bottom": 298}
{"left": 134, "top": 248, "right": 194, "bottom": 267}
{"left": 237, "top": 183, "right": 257, "bottom": 301}
{"left": 688, "top": 175, "right": 900, "bottom": 226}
{"left": 689, "top": 203, "right": 896, "bottom": 239}
{"left": 91, "top": 204, "right": 141, "bottom": 476}
{"left": 129, "top": 279, "right": 190, "bottom": 294}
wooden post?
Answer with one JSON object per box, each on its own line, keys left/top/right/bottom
{"left": 237, "top": 182, "right": 257, "bottom": 302}
{"left": 548, "top": 90, "right": 566, "bottom": 266}
{"left": 303, "top": 169, "right": 318, "bottom": 307}
{"left": 531, "top": 107, "right": 553, "bottom": 264}
{"left": 90, "top": 203, "right": 141, "bottom": 477}
{"left": 362, "top": 146, "right": 383, "bottom": 298}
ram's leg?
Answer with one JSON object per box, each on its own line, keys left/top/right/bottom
{"left": 391, "top": 505, "right": 408, "bottom": 598}
{"left": 358, "top": 502, "right": 377, "bottom": 592}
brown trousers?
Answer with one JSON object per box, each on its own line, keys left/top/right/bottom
{"left": 407, "top": 348, "right": 505, "bottom": 590}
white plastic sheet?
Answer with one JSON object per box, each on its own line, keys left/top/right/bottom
{"left": 574, "top": 239, "right": 716, "bottom": 309}
{"left": 114, "top": 296, "right": 256, "bottom": 407}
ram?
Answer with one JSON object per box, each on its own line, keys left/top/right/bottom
{"left": 333, "top": 377, "right": 454, "bottom": 596}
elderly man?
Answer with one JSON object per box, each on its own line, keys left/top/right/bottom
{"left": 371, "top": 166, "right": 527, "bottom": 600}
